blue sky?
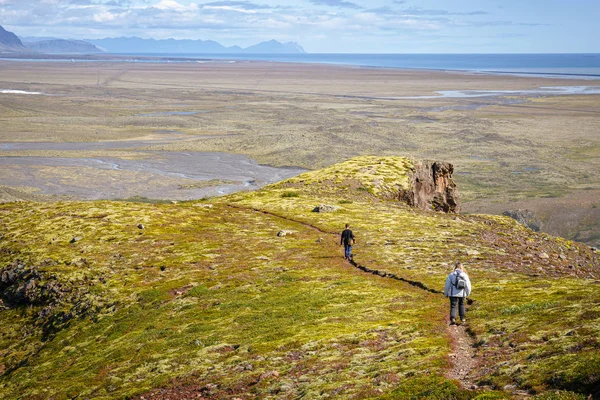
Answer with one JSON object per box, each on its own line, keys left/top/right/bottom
{"left": 1, "top": 0, "right": 598, "bottom": 53}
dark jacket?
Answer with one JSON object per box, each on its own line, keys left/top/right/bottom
{"left": 341, "top": 229, "right": 355, "bottom": 246}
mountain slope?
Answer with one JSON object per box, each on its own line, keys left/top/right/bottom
{"left": 0, "top": 156, "right": 598, "bottom": 399}
{"left": 24, "top": 39, "right": 103, "bottom": 54}
{"left": 244, "top": 39, "right": 305, "bottom": 53}
{"left": 0, "top": 24, "right": 28, "bottom": 52}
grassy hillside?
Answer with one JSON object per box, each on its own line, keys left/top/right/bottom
{"left": 1, "top": 156, "right": 599, "bottom": 399}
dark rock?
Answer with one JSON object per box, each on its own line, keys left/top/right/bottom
{"left": 69, "top": 236, "right": 82, "bottom": 244}
{"left": 137, "top": 224, "right": 144, "bottom": 229}
{"left": 503, "top": 209, "right": 542, "bottom": 232}
{"left": 160, "top": 266, "right": 166, "bottom": 271}
{"left": 0, "top": 261, "right": 112, "bottom": 339}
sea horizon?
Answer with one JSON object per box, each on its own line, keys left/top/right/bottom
{"left": 127, "top": 52, "right": 600, "bottom": 79}
{"left": 2, "top": 52, "right": 600, "bottom": 79}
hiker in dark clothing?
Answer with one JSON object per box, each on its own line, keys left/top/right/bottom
{"left": 340, "top": 223, "right": 355, "bottom": 260}
{"left": 444, "top": 262, "right": 472, "bottom": 325}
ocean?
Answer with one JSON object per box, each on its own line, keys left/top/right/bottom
{"left": 133, "top": 53, "right": 600, "bottom": 79}
{"left": 3, "top": 53, "right": 600, "bottom": 79}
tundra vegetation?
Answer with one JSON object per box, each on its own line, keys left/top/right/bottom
{"left": 1, "top": 156, "right": 599, "bottom": 399}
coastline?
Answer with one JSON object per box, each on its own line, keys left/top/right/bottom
{"left": 1, "top": 52, "right": 600, "bottom": 80}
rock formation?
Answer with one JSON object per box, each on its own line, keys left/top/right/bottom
{"left": 280, "top": 156, "right": 460, "bottom": 214}
{"left": 401, "top": 161, "right": 460, "bottom": 213}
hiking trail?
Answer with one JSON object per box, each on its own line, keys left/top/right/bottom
{"left": 447, "top": 323, "right": 477, "bottom": 389}
{"left": 229, "top": 204, "right": 479, "bottom": 389}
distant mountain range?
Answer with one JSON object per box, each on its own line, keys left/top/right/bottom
{"left": 87, "top": 37, "right": 305, "bottom": 54}
{"left": 1, "top": 24, "right": 305, "bottom": 55}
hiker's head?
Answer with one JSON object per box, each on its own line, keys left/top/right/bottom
{"left": 345, "top": 223, "right": 350, "bottom": 228}
{"left": 454, "top": 261, "right": 463, "bottom": 270}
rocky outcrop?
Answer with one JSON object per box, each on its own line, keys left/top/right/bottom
{"left": 401, "top": 161, "right": 460, "bottom": 213}
{"left": 278, "top": 156, "right": 459, "bottom": 213}
{"left": 502, "top": 209, "right": 542, "bottom": 232}
{"left": 0, "top": 262, "right": 64, "bottom": 308}
{"left": 0, "top": 261, "right": 112, "bottom": 339}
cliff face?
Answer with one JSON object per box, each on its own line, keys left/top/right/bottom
{"left": 410, "top": 161, "right": 460, "bottom": 213}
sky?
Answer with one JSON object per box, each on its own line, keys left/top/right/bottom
{"left": 1, "top": 0, "right": 599, "bottom": 53}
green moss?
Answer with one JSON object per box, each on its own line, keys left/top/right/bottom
{"left": 280, "top": 191, "right": 300, "bottom": 198}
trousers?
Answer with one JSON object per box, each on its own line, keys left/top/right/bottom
{"left": 344, "top": 244, "right": 352, "bottom": 259}
{"left": 450, "top": 296, "right": 466, "bottom": 321}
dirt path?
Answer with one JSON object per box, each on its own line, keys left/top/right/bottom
{"left": 446, "top": 322, "right": 477, "bottom": 389}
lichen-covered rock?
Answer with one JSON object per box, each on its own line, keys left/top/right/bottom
{"left": 312, "top": 204, "right": 340, "bottom": 213}
{"left": 277, "top": 230, "right": 297, "bottom": 237}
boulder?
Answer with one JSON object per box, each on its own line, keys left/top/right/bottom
{"left": 277, "top": 230, "right": 297, "bottom": 237}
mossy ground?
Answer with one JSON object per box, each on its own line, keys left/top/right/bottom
{"left": 1, "top": 157, "right": 599, "bottom": 399}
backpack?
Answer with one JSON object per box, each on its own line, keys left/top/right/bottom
{"left": 454, "top": 272, "right": 467, "bottom": 290}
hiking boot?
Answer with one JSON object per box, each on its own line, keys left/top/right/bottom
{"left": 461, "top": 319, "right": 466, "bottom": 324}
{"left": 449, "top": 319, "right": 456, "bottom": 326}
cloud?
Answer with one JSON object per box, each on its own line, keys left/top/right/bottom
{"left": 202, "top": 1, "right": 273, "bottom": 10}
{"left": 104, "top": 0, "right": 133, "bottom": 6}
{"left": 399, "top": 6, "right": 488, "bottom": 16}
{"left": 154, "top": 0, "right": 198, "bottom": 12}
{"left": 308, "top": 0, "right": 362, "bottom": 10}
{"left": 93, "top": 10, "right": 119, "bottom": 22}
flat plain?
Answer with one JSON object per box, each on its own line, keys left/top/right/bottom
{"left": 0, "top": 60, "right": 599, "bottom": 246}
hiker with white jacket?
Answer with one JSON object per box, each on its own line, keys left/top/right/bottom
{"left": 444, "top": 261, "right": 472, "bottom": 325}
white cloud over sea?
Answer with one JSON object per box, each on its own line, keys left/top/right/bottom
{"left": 1, "top": 0, "right": 598, "bottom": 52}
